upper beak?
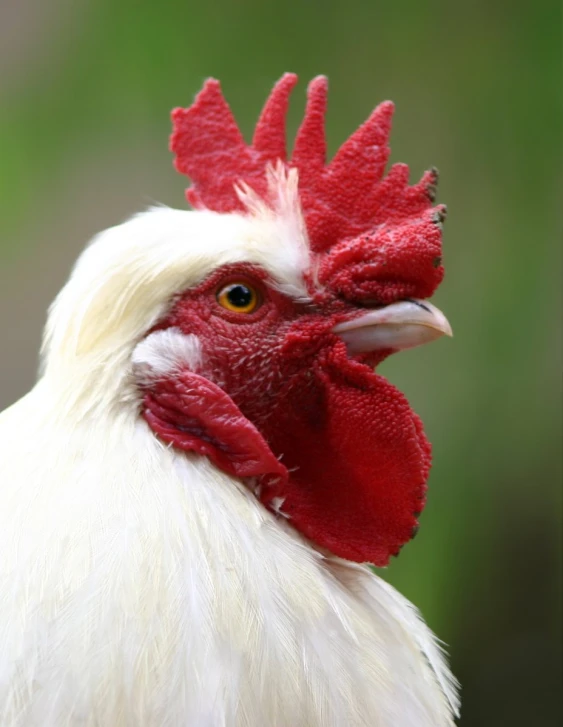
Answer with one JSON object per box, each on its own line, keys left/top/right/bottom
{"left": 332, "top": 299, "right": 453, "bottom": 354}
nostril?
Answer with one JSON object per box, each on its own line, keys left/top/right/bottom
{"left": 404, "top": 298, "right": 431, "bottom": 313}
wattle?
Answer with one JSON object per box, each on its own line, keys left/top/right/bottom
{"left": 255, "top": 344, "right": 432, "bottom": 565}
{"left": 143, "top": 344, "right": 431, "bottom": 566}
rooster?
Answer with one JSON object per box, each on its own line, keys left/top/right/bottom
{"left": 0, "top": 74, "right": 459, "bottom": 726}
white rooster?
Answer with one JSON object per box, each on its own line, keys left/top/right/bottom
{"left": 0, "top": 74, "right": 459, "bottom": 726}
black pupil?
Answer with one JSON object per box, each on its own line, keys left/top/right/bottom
{"left": 226, "top": 284, "right": 253, "bottom": 308}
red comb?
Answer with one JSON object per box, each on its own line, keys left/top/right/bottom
{"left": 171, "top": 74, "right": 441, "bottom": 253}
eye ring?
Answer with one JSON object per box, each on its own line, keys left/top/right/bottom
{"left": 216, "top": 281, "right": 261, "bottom": 314}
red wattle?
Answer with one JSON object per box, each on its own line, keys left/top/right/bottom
{"left": 143, "top": 372, "right": 288, "bottom": 488}
{"left": 253, "top": 347, "right": 432, "bottom": 565}
{"left": 143, "top": 344, "right": 432, "bottom": 566}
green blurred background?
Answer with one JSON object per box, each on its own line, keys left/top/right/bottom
{"left": 0, "top": 0, "right": 560, "bottom": 723}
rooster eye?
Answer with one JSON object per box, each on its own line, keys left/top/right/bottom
{"left": 216, "top": 282, "right": 260, "bottom": 314}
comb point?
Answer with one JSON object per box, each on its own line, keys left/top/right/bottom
{"left": 253, "top": 73, "right": 299, "bottom": 160}
{"left": 291, "top": 76, "right": 328, "bottom": 171}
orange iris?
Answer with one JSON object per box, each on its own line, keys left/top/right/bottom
{"left": 216, "top": 282, "right": 260, "bottom": 314}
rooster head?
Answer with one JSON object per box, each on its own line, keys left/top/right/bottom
{"left": 145, "top": 74, "right": 452, "bottom": 565}
{"left": 44, "top": 75, "right": 451, "bottom": 566}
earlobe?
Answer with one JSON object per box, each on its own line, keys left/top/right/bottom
{"left": 143, "top": 370, "right": 288, "bottom": 490}
{"left": 132, "top": 328, "right": 203, "bottom": 384}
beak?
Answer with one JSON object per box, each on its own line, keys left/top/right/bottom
{"left": 332, "top": 299, "right": 453, "bottom": 354}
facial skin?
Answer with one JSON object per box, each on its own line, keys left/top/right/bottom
{"left": 141, "top": 260, "right": 450, "bottom": 565}
{"left": 155, "top": 263, "right": 374, "bottom": 421}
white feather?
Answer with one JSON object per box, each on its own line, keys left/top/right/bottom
{"left": 0, "top": 203, "right": 459, "bottom": 725}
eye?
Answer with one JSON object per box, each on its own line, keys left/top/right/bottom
{"left": 216, "top": 282, "right": 261, "bottom": 314}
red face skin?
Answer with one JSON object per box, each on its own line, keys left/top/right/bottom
{"left": 143, "top": 261, "right": 433, "bottom": 566}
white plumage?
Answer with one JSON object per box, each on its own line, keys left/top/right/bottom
{"left": 0, "top": 202, "right": 459, "bottom": 725}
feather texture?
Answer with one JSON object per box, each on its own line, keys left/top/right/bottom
{"left": 0, "top": 205, "right": 458, "bottom": 725}
{"left": 0, "top": 387, "right": 458, "bottom": 726}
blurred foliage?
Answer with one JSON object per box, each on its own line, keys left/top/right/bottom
{"left": 0, "top": 0, "right": 560, "bottom": 724}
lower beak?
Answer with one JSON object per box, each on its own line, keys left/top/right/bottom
{"left": 332, "top": 299, "right": 453, "bottom": 354}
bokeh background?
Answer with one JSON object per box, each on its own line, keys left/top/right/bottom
{"left": 0, "top": 0, "right": 560, "bottom": 723}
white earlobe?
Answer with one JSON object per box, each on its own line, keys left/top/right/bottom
{"left": 132, "top": 327, "right": 203, "bottom": 383}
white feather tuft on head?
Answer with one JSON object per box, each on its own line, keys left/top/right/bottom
{"left": 235, "top": 162, "right": 310, "bottom": 300}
